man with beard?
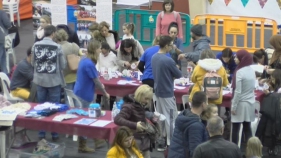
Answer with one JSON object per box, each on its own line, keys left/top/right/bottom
{"left": 178, "top": 24, "right": 211, "bottom": 64}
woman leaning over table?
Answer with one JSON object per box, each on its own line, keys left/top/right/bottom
{"left": 117, "top": 38, "right": 144, "bottom": 71}
{"left": 73, "top": 39, "right": 110, "bottom": 153}
{"left": 107, "top": 126, "right": 144, "bottom": 158}
{"left": 231, "top": 49, "right": 256, "bottom": 145}
{"left": 114, "top": 85, "right": 154, "bottom": 158}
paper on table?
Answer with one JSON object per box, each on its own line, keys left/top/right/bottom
{"left": 250, "top": 65, "right": 265, "bottom": 73}
{"left": 223, "top": 90, "right": 231, "bottom": 95}
{"left": 90, "top": 120, "right": 111, "bottom": 127}
{"left": 174, "top": 85, "right": 186, "bottom": 90}
{"left": 74, "top": 118, "right": 97, "bottom": 125}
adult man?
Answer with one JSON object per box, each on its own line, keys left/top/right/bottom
{"left": 178, "top": 24, "right": 211, "bottom": 63}
{"left": 168, "top": 91, "right": 208, "bottom": 158}
{"left": 193, "top": 116, "right": 243, "bottom": 158}
{"left": 10, "top": 47, "right": 34, "bottom": 100}
{"left": 151, "top": 35, "right": 182, "bottom": 150}
{"left": 32, "top": 25, "right": 66, "bottom": 140}
{"left": 0, "top": 10, "right": 11, "bottom": 74}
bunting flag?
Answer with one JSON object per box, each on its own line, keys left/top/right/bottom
{"left": 241, "top": 0, "right": 249, "bottom": 7}
{"left": 208, "top": 0, "right": 214, "bottom": 5}
{"left": 277, "top": 0, "right": 281, "bottom": 9}
{"left": 258, "top": 0, "right": 268, "bottom": 8}
{"left": 225, "top": 0, "right": 231, "bottom": 6}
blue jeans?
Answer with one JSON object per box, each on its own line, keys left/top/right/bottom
{"left": 37, "top": 85, "right": 61, "bottom": 103}
{"left": 36, "top": 85, "right": 61, "bottom": 138}
{"left": 65, "top": 82, "right": 79, "bottom": 107}
{"left": 0, "top": 44, "right": 7, "bottom": 74}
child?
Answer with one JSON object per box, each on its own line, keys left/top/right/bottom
{"left": 201, "top": 104, "right": 218, "bottom": 126}
{"left": 122, "top": 23, "right": 135, "bottom": 40}
{"left": 244, "top": 137, "right": 263, "bottom": 158}
{"left": 262, "top": 69, "right": 281, "bottom": 95}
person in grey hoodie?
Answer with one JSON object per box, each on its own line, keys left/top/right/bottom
{"left": 178, "top": 24, "right": 211, "bottom": 64}
{"left": 0, "top": 10, "right": 11, "bottom": 74}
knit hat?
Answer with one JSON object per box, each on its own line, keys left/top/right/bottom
{"left": 191, "top": 24, "right": 203, "bottom": 36}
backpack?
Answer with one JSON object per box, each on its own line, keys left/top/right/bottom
{"left": 161, "top": 11, "right": 178, "bottom": 20}
{"left": 202, "top": 71, "right": 222, "bottom": 100}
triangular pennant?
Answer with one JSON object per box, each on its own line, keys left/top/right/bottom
{"left": 241, "top": 0, "right": 249, "bottom": 7}
{"left": 277, "top": 0, "right": 281, "bottom": 9}
{"left": 208, "top": 0, "right": 214, "bottom": 5}
{"left": 225, "top": 0, "right": 232, "bottom": 6}
{"left": 259, "top": 0, "right": 268, "bottom": 8}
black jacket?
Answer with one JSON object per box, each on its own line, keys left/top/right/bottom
{"left": 56, "top": 24, "right": 80, "bottom": 46}
{"left": 256, "top": 93, "right": 281, "bottom": 148}
{"left": 193, "top": 135, "right": 243, "bottom": 158}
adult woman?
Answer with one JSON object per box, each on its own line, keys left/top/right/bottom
{"left": 54, "top": 29, "right": 79, "bottom": 95}
{"left": 89, "top": 21, "right": 99, "bottom": 39}
{"left": 216, "top": 48, "right": 237, "bottom": 83}
{"left": 93, "top": 21, "right": 120, "bottom": 51}
{"left": 35, "top": 15, "right": 51, "bottom": 42}
{"left": 231, "top": 49, "right": 256, "bottom": 145}
{"left": 189, "top": 49, "right": 229, "bottom": 105}
{"left": 74, "top": 40, "right": 110, "bottom": 153}
{"left": 107, "top": 126, "right": 144, "bottom": 158}
{"left": 114, "top": 85, "right": 154, "bottom": 158}
{"left": 167, "top": 22, "right": 183, "bottom": 68}
{"left": 156, "top": 0, "right": 183, "bottom": 39}
{"left": 117, "top": 38, "right": 144, "bottom": 71}
{"left": 267, "top": 35, "right": 281, "bottom": 75}
{"left": 138, "top": 36, "right": 161, "bottom": 88}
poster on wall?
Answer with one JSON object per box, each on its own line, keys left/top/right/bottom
{"left": 32, "top": 0, "right": 51, "bottom": 31}
{"left": 96, "top": 0, "right": 112, "bottom": 29}
{"left": 51, "top": 0, "right": 67, "bottom": 26}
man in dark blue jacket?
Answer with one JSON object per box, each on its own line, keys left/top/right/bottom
{"left": 168, "top": 91, "right": 209, "bottom": 158}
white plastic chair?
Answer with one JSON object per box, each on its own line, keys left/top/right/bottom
{"left": 251, "top": 101, "right": 261, "bottom": 136}
{"left": 0, "top": 72, "right": 23, "bottom": 103}
{"left": 6, "top": 33, "right": 17, "bottom": 73}
{"left": 64, "top": 88, "right": 82, "bottom": 108}
{"left": 2, "top": 0, "right": 20, "bottom": 27}
{"left": 64, "top": 88, "right": 82, "bottom": 141}
{"left": 181, "top": 95, "right": 189, "bottom": 109}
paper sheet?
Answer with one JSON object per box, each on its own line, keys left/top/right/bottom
{"left": 90, "top": 120, "right": 111, "bottom": 127}
{"left": 222, "top": 90, "right": 231, "bottom": 95}
{"left": 74, "top": 118, "right": 97, "bottom": 125}
{"left": 96, "top": 0, "right": 112, "bottom": 29}
{"left": 51, "top": 0, "right": 67, "bottom": 26}
{"left": 174, "top": 86, "right": 186, "bottom": 90}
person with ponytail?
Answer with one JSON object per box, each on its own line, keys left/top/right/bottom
{"left": 122, "top": 23, "right": 135, "bottom": 40}
{"left": 253, "top": 49, "right": 269, "bottom": 78}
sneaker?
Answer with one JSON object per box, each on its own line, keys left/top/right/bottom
{"left": 157, "top": 138, "right": 167, "bottom": 152}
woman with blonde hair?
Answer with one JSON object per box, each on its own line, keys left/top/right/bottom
{"left": 245, "top": 137, "right": 263, "bottom": 158}
{"left": 54, "top": 29, "right": 79, "bottom": 98}
{"left": 107, "top": 126, "right": 144, "bottom": 158}
{"left": 73, "top": 40, "right": 110, "bottom": 153}
{"left": 35, "top": 15, "right": 51, "bottom": 42}
{"left": 114, "top": 85, "right": 154, "bottom": 158}
{"left": 93, "top": 21, "right": 120, "bottom": 51}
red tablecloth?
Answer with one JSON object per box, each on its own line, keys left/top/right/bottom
{"left": 14, "top": 103, "right": 118, "bottom": 143}
{"left": 98, "top": 77, "right": 264, "bottom": 107}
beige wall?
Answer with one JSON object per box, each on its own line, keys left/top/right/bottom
{"left": 189, "top": 0, "right": 207, "bottom": 19}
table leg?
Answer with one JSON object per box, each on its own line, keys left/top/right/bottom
{"left": 0, "top": 131, "right": 6, "bottom": 158}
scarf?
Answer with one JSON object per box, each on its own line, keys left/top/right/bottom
{"left": 231, "top": 49, "right": 253, "bottom": 90}
{"left": 269, "top": 35, "right": 281, "bottom": 65}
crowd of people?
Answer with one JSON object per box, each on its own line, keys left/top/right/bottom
{"left": 1, "top": 0, "right": 281, "bottom": 158}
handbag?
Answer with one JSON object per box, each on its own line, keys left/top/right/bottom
{"left": 66, "top": 43, "right": 80, "bottom": 71}
{"left": 0, "top": 26, "right": 12, "bottom": 49}
{"left": 8, "top": 23, "right": 20, "bottom": 48}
